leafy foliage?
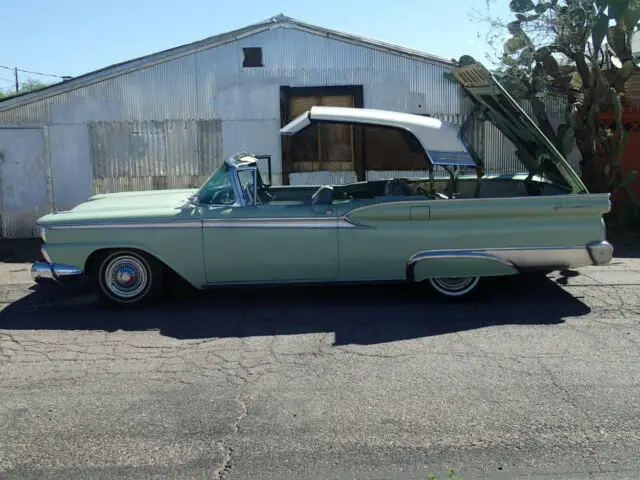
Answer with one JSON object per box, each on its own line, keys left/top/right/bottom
{"left": 473, "top": 0, "right": 640, "bottom": 194}
{"left": 0, "top": 79, "right": 53, "bottom": 99}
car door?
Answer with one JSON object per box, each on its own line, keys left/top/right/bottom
{"left": 201, "top": 167, "right": 339, "bottom": 284}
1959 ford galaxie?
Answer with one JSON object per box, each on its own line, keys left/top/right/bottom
{"left": 31, "top": 62, "right": 613, "bottom": 306}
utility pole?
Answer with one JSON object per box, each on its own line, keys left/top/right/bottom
{"left": 14, "top": 67, "right": 18, "bottom": 93}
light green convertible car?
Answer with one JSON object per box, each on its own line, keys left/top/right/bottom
{"left": 32, "top": 62, "right": 613, "bottom": 306}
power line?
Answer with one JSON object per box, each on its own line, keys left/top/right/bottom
{"left": 0, "top": 65, "right": 65, "bottom": 79}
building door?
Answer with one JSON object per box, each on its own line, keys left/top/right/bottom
{"left": 280, "top": 86, "right": 364, "bottom": 184}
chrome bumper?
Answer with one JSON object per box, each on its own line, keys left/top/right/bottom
{"left": 31, "top": 244, "right": 83, "bottom": 282}
{"left": 587, "top": 240, "right": 614, "bottom": 265}
{"left": 31, "top": 261, "right": 83, "bottom": 282}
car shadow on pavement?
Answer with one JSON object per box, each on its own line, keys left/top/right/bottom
{"left": 0, "top": 273, "right": 591, "bottom": 345}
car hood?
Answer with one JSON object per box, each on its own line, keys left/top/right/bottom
{"left": 37, "top": 188, "right": 198, "bottom": 226}
{"left": 452, "top": 61, "right": 588, "bottom": 194}
{"left": 71, "top": 188, "right": 197, "bottom": 212}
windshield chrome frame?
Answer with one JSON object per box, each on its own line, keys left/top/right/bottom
{"left": 235, "top": 164, "right": 259, "bottom": 207}
{"left": 224, "top": 157, "right": 248, "bottom": 207}
{"left": 192, "top": 156, "right": 247, "bottom": 208}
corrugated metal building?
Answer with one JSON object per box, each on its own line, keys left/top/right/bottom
{"left": 0, "top": 14, "right": 579, "bottom": 238}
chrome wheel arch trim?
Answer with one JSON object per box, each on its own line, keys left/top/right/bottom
{"left": 405, "top": 244, "right": 604, "bottom": 282}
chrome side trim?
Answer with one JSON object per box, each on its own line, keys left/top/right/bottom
{"left": 46, "top": 221, "right": 202, "bottom": 230}
{"left": 408, "top": 251, "right": 516, "bottom": 268}
{"left": 340, "top": 192, "right": 612, "bottom": 218}
{"left": 202, "top": 217, "right": 361, "bottom": 229}
{"left": 407, "top": 245, "right": 597, "bottom": 273}
{"left": 43, "top": 217, "right": 370, "bottom": 231}
{"left": 340, "top": 216, "right": 376, "bottom": 229}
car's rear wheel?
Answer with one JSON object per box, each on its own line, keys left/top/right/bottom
{"left": 96, "top": 250, "right": 163, "bottom": 307}
{"left": 427, "top": 276, "right": 481, "bottom": 300}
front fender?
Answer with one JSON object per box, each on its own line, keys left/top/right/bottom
{"left": 44, "top": 236, "right": 205, "bottom": 288}
{"left": 407, "top": 251, "right": 519, "bottom": 282}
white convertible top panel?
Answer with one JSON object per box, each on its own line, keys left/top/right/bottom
{"left": 280, "top": 106, "right": 476, "bottom": 167}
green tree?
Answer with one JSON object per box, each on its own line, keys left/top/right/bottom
{"left": 0, "top": 78, "right": 53, "bottom": 98}
{"left": 474, "top": 0, "right": 640, "bottom": 194}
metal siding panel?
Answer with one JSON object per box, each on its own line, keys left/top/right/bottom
{"left": 89, "top": 119, "right": 221, "bottom": 194}
{"left": 49, "top": 124, "right": 93, "bottom": 211}
{"left": 221, "top": 119, "right": 282, "bottom": 171}
{"left": 0, "top": 128, "right": 47, "bottom": 238}
{"left": 194, "top": 27, "right": 463, "bottom": 121}
{"left": 483, "top": 122, "right": 522, "bottom": 174}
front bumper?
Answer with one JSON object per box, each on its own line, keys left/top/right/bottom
{"left": 31, "top": 244, "right": 83, "bottom": 282}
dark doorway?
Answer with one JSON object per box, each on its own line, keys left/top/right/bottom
{"left": 280, "top": 85, "right": 364, "bottom": 184}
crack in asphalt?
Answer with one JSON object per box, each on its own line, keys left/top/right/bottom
{"left": 535, "top": 358, "right": 604, "bottom": 474}
{"left": 214, "top": 396, "right": 248, "bottom": 480}
{"left": 1, "top": 266, "right": 640, "bottom": 477}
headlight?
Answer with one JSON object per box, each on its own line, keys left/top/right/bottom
{"left": 40, "top": 227, "right": 46, "bottom": 243}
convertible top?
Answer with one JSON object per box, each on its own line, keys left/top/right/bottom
{"left": 280, "top": 106, "right": 477, "bottom": 168}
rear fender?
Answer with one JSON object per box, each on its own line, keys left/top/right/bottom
{"left": 407, "top": 251, "right": 519, "bottom": 282}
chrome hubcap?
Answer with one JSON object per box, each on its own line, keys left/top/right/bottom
{"left": 104, "top": 256, "right": 148, "bottom": 298}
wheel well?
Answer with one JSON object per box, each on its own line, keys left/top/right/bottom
{"left": 84, "top": 247, "right": 181, "bottom": 283}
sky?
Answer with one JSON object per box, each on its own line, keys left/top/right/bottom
{"left": 0, "top": 0, "right": 512, "bottom": 89}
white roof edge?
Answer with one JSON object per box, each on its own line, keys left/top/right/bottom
{"left": 0, "top": 14, "right": 454, "bottom": 112}
{"left": 312, "top": 106, "right": 445, "bottom": 129}
{"left": 280, "top": 106, "right": 445, "bottom": 134}
{"left": 280, "top": 106, "right": 477, "bottom": 168}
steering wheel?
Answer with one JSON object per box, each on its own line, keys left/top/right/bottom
{"left": 210, "top": 187, "right": 236, "bottom": 205}
{"left": 417, "top": 186, "right": 445, "bottom": 200}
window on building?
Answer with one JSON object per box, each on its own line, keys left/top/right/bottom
{"left": 243, "top": 47, "right": 263, "bottom": 67}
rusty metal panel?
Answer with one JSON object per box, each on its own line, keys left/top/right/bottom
{"left": 0, "top": 128, "right": 47, "bottom": 238}
{"left": 88, "top": 119, "right": 221, "bottom": 194}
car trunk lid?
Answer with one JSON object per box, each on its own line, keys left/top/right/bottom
{"left": 452, "top": 61, "right": 588, "bottom": 194}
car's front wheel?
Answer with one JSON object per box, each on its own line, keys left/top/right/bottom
{"left": 427, "top": 276, "right": 481, "bottom": 300}
{"left": 96, "top": 250, "right": 163, "bottom": 307}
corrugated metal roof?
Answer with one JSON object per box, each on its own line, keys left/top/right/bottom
{"left": 0, "top": 14, "right": 454, "bottom": 112}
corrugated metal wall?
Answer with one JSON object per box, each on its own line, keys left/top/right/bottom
{"left": 88, "top": 119, "right": 221, "bottom": 194}
{"left": 482, "top": 95, "right": 582, "bottom": 175}
{"left": 0, "top": 23, "right": 582, "bottom": 237}
{"left": 0, "top": 128, "right": 49, "bottom": 238}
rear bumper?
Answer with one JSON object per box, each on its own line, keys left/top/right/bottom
{"left": 587, "top": 240, "right": 614, "bottom": 266}
{"left": 31, "top": 244, "right": 84, "bottom": 282}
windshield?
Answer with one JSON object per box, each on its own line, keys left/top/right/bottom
{"left": 197, "top": 163, "right": 236, "bottom": 205}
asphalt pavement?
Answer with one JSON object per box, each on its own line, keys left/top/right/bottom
{"left": 0, "top": 251, "right": 639, "bottom": 480}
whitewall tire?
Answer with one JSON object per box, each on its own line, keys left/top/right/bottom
{"left": 96, "top": 250, "right": 163, "bottom": 306}
{"left": 427, "top": 276, "right": 481, "bottom": 300}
